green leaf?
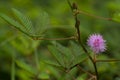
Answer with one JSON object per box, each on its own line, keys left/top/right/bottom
{"left": 10, "top": 36, "right": 40, "bottom": 55}
{"left": 55, "top": 42, "right": 73, "bottom": 60}
{"left": 112, "top": 13, "right": 120, "bottom": 23}
{"left": 54, "top": 42, "right": 74, "bottom": 69}
{"left": 68, "top": 41, "right": 87, "bottom": 68}
{"left": 0, "top": 9, "right": 50, "bottom": 38}
{"left": 17, "top": 70, "right": 33, "bottom": 80}
{"left": 48, "top": 42, "right": 87, "bottom": 70}
{"left": 35, "top": 11, "right": 50, "bottom": 35}
{"left": 12, "top": 8, "right": 34, "bottom": 34}
{"left": 0, "top": 13, "right": 31, "bottom": 37}
{"left": 16, "top": 60, "right": 36, "bottom": 74}
{"left": 48, "top": 45, "right": 66, "bottom": 68}
{"left": 43, "top": 60, "right": 64, "bottom": 70}
{"left": 76, "top": 74, "right": 87, "bottom": 80}
{"left": 38, "top": 72, "right": 49, "bottom": 79}
{"left": 0, "top": 13, "right": 23, "bottom": 30}
{"left": 69, "top": 41, "right": 84, "bottom": 56}
{"left": 70, "top": 54, "right": 87, "bottom": 68}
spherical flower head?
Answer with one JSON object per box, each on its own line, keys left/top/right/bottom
{"left": 87, "top": 34, "right": 106, "bottom": 54}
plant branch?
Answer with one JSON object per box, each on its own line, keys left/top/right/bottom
{"left": 96, "top": 59, "right": 120, "bottom": 62}
{"left": 88, "top": 76, "right": 96, "bottom": 80}
{"left": 67, "top": 1, "right": 99, "bottom": 80}
{"left": 76, "top": 11, "right": 99, "bottom": 80}
{"left": 77, "top": 10, "right": 112, "bottom": 21}
{"left": 77, "top": 65, "right": 93, "bottom": 77}
{"left": 32, "top": 36, "right": 76, "bottom": 40}
{"left": 67, "top": 0, "right": 111, "bottom": 21}
{"left": 74, "top": 16, "right": 99, "bottom": 80}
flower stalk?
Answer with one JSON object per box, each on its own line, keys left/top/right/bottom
{"left": 67, "top": 0, "right": 99, "bottom": 80}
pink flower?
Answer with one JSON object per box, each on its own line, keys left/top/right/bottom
{"left": 87, "top": 34, "right": 106, "bottom": 54}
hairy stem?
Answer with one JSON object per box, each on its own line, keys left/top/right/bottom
{"left": 32, "top": 36, "right": 76, "bottom": 40}
{"left": 76, "top": 25, "right": 99, "bottom": 80}
{"left": 78, "top": 10, "right": 112, "bottom": 21}
{"left": 96, "top": 59, "right": 120, "bottom": 62}
{"left": 67, "top": 0, "right": 99, "bottom": 80}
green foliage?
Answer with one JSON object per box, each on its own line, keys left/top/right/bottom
{"left": 16, "top": 60, "right": 36, "bottom": 75}
{"left": 10, "top": 36, "right": 40, "bottom": 55}
{"left": 76, "top": 74, "right": 87, "bottom": 80}
{"left": 38, "top": 72, "right": 49, "bottom": 79}
{"left": 0, "top": 8, "right": 50, "bottom": 39}
{"left": 35, "top": 11, "right": 50, "bottom": 35}
{"left": 48, "top": 45, "right": 66, "bottom": 68}
{"left": 112, "top": 13, "right": 120, "bottom": 23}
{"left": 47, "top": 41, "right": 87, "bottom": 70}
{"left": 0, "top": 0, "right": 120, "bottom": 80}
{"left": 12, "top": 8, "right": 34, "bottom": 35}
{"left": 44, "top": 59, "right": 64, "bottom": 70}
{"left": 0, "top": 13, "right": 24, "bottom": 33}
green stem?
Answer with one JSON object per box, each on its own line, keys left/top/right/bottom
{"left": 34, "top": 48, "right": 39, "bottom": 70}
{"left": 11, "top": 52, "right": 15, "bottom": 80}
{"left": 32, "top": 36, "right": 76, "bottom": 41}
{"left": 93, "top": 61, "right": 98, "bottom": 80}
{"left": 78, "top": 10, "right": 112, "bottom": 21}
{"left": 75, "top": 8, "right": 99, "bottom": 80}
{"left": 77, "top": 65, "right": 93, "bottom": 76}
{"left": 96, "top": 59, "right": 120, "bottom": 62}
{"left": 77, "top": 27, "right": 99, "bottom": 80}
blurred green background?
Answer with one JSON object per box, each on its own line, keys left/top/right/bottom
{"left": 0, "top": 0, "right": 120, "bottom": 80}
